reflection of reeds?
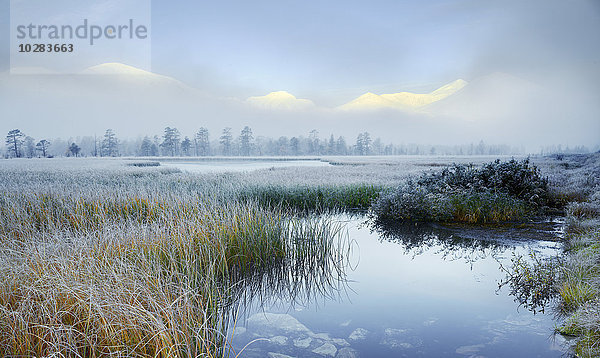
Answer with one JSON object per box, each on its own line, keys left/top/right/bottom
{"left": 0, "top": 168, "right": 348, "bottom": 357}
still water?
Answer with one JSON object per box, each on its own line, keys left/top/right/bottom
{"left": 231, "top": 217, "right": 567, "bottom": 357}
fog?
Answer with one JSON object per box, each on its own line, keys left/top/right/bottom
{"left": 1, "top": 0, "right": 599, "bottom": 152}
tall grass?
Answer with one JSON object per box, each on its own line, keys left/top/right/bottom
{"left": 500, "top": 153, "right": 600, "bottom": 357}
{"left": 239, "top": 183, "right": 383, "bottom": 212}
{"left": 0, "top": 163, "right": 349, "bottom": 357}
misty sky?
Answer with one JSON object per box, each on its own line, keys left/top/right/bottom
{"left": 0, "top": 0, "right": 599, "bottom": 149}
{"left": 148, "top": 0, "right": 600, "bottom": 103}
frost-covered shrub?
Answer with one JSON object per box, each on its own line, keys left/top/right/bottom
{"left": 371, "top": 159, "right": 549, "bottom": 224}
{"left": 417, "top": 158, "right": 550, "bottom": 208}
{"left": 370, "top": 183, "right": 452, "bottom": 222}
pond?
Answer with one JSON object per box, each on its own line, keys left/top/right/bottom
{"left": 160, "top": 159, "right": 331, "bottom": 173}
{"left": 229, "top": 216, "right": 567, "bottom": 357}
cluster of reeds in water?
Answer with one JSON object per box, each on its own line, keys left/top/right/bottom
{"left": 0, "top": 165, "right": 349, "bottom": 357}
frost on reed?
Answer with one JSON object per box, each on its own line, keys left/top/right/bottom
{"left": 0, "top": 161, "right": 348, "bottom": 357}
{"left": 370, "top": 158, "right": 551, "bottom": 224}
{"left": 500, "top": 153, "right": 600, "bottom": 357}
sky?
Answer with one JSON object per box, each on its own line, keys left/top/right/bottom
{"left": 0, "top": 0, "right": 599, "bottom": 149}
{"left": 148, "top": 0, "right": 600, "bottom": 104}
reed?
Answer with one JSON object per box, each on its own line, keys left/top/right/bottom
{"left": 0, "top": 163, "right": 349, "bottom": 357}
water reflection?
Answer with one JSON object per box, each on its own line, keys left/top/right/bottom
{"left": 229, "top": 215, "right": 566, "bottom": 357}
{"left": 370, "top": 221, "right": 507, "bottom": 264}
{"left": 219, "top": 216, "right": 351, "bottom": 356}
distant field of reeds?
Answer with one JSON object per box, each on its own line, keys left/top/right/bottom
{"left": 0, "top": 161, "right": 349, "bottom": 357}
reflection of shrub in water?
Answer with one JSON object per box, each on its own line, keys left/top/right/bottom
{"left": 498, "top": 253, "right": 561, "bottom": 314}
{"left": 370, "top": 220, "right": 506, "bottom": 262}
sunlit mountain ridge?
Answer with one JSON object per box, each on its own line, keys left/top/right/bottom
{"left": 246, "top": 91, "right": 315, "bottom": 110}
{"left": 338, "top": 79, "right": 468, "bottom": 111}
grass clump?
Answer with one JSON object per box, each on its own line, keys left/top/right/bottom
{"left": 500, "top": 154, "right": 600, "bottom": 357}
{"left": 371, "top": 158, "right": 548, "bottom": 224}
{"left": 0, "top": 165, "right": 349, "bottom": 357}
{"left": 241, "top": 183, "right": 383, "bottom": 212}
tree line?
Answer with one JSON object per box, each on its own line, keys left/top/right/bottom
{"left": 3, "top": 127, "right": 533, "bottom": 158}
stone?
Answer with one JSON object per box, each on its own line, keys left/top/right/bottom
{"left": 247, "top": 312, "right": 312, "bottom": 337}
{"left": 312, "top": 342, "right": 338, "bottom": 357}
{"left": 311, "top": 332, "right": 332, "bottom": 340}
{"left": 267, "top": 353, "right": 294, "bottom": 358}
{"left": 336, "top": 347, "right": 359, "bottom": 358}
{"left": 269, "top": 336, "right": 288, "bottom": 345}
{"left": 381, "top": 328, "right": 422, "bottom": 349}
{"left": 331, "top": 338, "right": 350, "bottom": 347}
{"left": 455, "top": 344, "right": 485, "bottom": 355}
{"left": 348, "top": 328, "right": 369, "bottom": 341}
{"left": 384, "top": 328, "right": 409, "bottom": 336}
{"left": 293, "top": 337, "right": 313, "bottom": 348}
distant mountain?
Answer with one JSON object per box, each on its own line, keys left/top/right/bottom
{"left": 423, "top": 73, "right": 542, "bottom": 120}
{"left": 82, "top": 63, "right": 157, "bottom": 76}
{"left": 246, "top": 91, "right": 315, "bottom": 110}
{"left": 0, "top": 62, "right": 236, "bottom": 137}
{"left": 80, "top": 63, "right": 198, "bottom": 94}
{"left": 338, "top": 79, "right": 467, "bottom": 111}
{"left": 2, "top": 63, "right": 594, "bottom": 148}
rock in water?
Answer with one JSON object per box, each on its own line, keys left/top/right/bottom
{"left": 247, "top": 312, "right": 312, "bottom": 337}
{"left": 348, "top": 328, "right": 369, "bottom": 341}
{"left": 336, "top": 347, "right": 360, "bottom": 358}
{"left": 293, "top": 337, "right": 313, "bottom": 348}
{"left": 312, "top": 342, "right": 338, "bottom": 357}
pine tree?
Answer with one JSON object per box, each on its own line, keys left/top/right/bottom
{"left": 36, "top": 139, "right": 50, "bottom": 157}
{"left": 220, "top": 127, "right": 233, "bottom": 156}
{"left": 195, "top": 127, "right": 210, "bottom": 156}
{"left": 239, "top": 126, "right": 253, "bottom": 156}
{"left": 101, "top": 129, "right": 119, "bottom": 157}
{"left": 5, "top": 129, "right": 25, "bottom": 158}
